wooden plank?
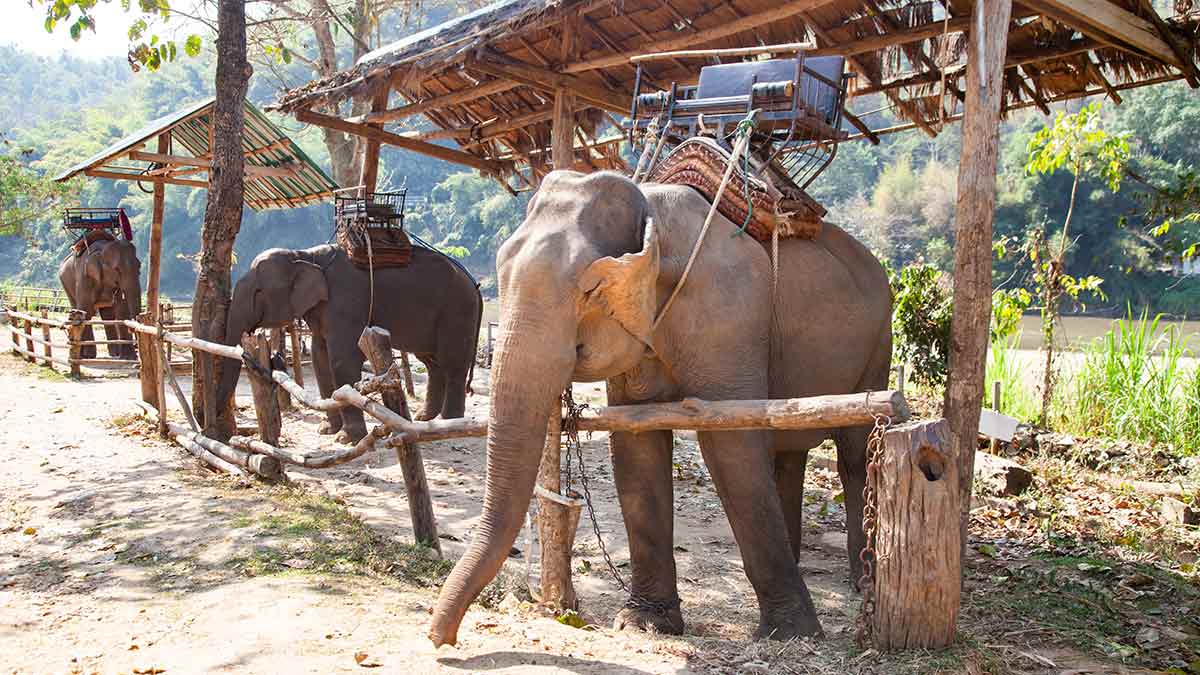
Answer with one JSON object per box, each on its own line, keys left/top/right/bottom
{"left": 945, "top": 0, "right": 1013, "bottom": 566}
{"left": 294, "top": 109, "right": 505, "bottom": 175}
{"left": 128, "top": 151, "right": 299, "bottom": 178}
{"left": 565, "top": 0, "right": 837, "bottom": 73}
{"left": 83, "top": 168, "right": 208, "bottom": 188}
{"left": 1027, "top": 0, "right": 1179, "bottom": 66}
{"left": 467, "top": 56, "right": 628, "bottom": 115}
{"left": 350, "top": 79, "right": 520, "bottom": 124}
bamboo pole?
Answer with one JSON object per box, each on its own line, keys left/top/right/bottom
{"left": 166, "top": 422, "right": 282, "bottom": 480}
{"left": 23, "top": 318, "right": 34, "bottom": 363}
{"left": 245, "top": 333, "right": 282, "bottom": 447}
{"left": 398, "top": 351, "right": 415, "bottom": 397}
{"left": 537, "top": 394, "right": 578, "bottom": 609}
{"left": 39, "top": 310, "right": 52, "bottom": 367}
{"left": 68, "top": 323, "right": 82, "bottom": 378}
{"left": 288, "top": 320, "right": 305, "bottom": 389}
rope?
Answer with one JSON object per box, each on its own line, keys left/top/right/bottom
{"left": 630, "top": 118, "right": 660, "bottom": 182}
{"left": 731, "top": 115, "right": 759, "bottom": 237}
{"left": 651, "top": 110, "right": 759, "bottom": 334}
{"left": 364, "top": 224, "right": 376, "bottom": 326}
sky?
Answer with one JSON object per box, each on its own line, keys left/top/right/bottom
{"left": 0, "top": 1, "right": 181, "bottom": 59}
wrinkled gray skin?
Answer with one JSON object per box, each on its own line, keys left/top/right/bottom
{"left": 429, "top": 171, "right": 892, "bottom": 646}
{"left": 58, "top": 239, "right": 142, "bottom": 359}
{"left": 217, "top": 244, "right": 483, "bottom": 442}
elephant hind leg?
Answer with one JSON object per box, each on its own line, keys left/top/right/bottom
{"left": 420, "top": 361, "right": 446, "bottom": 421}
{"left": 833, "top": 426, "right": 870, "bottom": 588}
{"left": 439, "top": 366, "right": 469, "bottom": 419}
{"left": 773, "top": 448, "right": 810, "bottom": 564}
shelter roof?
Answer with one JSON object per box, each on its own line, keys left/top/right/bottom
{"left": 55, "top": 98, "right": 338, "bottom": 210}
{"left": 272, "top": 0, "right": 1200, "bottom": 187}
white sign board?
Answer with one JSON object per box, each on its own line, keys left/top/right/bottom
{"left": 978, "top": 408, "right": 1019, "bottom": 441}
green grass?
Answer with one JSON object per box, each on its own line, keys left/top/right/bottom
{"left": 987, "top": 330, "right": 1040, "bottom": 424}
{"left": 1062, "top": 311, "right": 1200, "bottom": 457}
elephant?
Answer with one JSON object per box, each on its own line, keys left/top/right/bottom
{"left": 58, "top": 237, "right": 142, "bottom": 360}
{"left": 428, "top": 171, "right": 892, "bottom": 646}
{"left": 217, "top": 243, "right": 484, "bottom": 442}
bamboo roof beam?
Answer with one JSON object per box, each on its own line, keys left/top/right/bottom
{"left": 466, "top": 54, "right": 629, "bottom": 114}
{"left": 349, "top": 79, "right": 521, "bottom": 124}
{"left": 127, "top": 151, "right": 300, "bottom": 178}
{"left": 1016, "top": 66, "right": 1053, "bottom": 114}
{"left": 1082, "top": 56, "right": 1123, "bottom": 104}
{"left": 842, "top": 106, "right": 881, "bottom": 144}
{"left": 84, "top": 169, "right": 208, "bottom": 188}
{"left": 563, "top": 0, "right": 839, "bottom": 73}
{"left": 295, "top": 109, "right": 507, "bottom": 174}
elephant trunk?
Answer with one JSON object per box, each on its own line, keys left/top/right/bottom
{"left": 429, "top": 307, "right": 574, "bottom": 647}
{"left": 122, "top": 275, "right": 142, "bottom": 321}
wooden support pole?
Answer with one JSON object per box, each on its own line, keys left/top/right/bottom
{"left": 945, "top": 0, "right": 1012, "bottom": 564}
{"left": 270, "top": 328, "right": 292, "bottom": 411}
{"left": 553, "top": 13, "right": 579, "bottom": 173}
{"left": 360, "top": 83, "right": 390, "bottom": 196}
{"left": 288, "top": 320, "right": 305, "bottom": 389}
{"left": 147, "top": 132, "right": 168, "bottom": 322}
{"left": 245, "top": 333, "right": 282, "bottom": 447}
{"left": 872, "top": 419, "right": 960, "bottom": 651}
{"left": 137, "top": 312, "right": 161, "bottom": 410}
{"left": 537, "top": 394, "right": 578, "bottom": 609}
{"left": 39, "top": 310, "right": 52, "bottom": 367}
{"left": 399, "top": 351, "right": 416, "bottom": 397}
{"left": 22, "top": 319, "right": 33, "bottom": 363}
{"left": 358, "top": 327, "right": 441, "bottom": 555}
{"left": 155, "top": 323, "right": 167, "bottom": 438}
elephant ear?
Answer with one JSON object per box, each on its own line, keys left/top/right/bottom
{"left": 577, "top": 217, "right": 660, "bottom": 347}
{"left": 289, "top": 261, "right": 328, "bottom": 318}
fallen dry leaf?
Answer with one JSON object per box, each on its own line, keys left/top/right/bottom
{"left": 354, "top": 651, "right": 381, "bottom": 668}
{"left": 22, "top": 527, "right": 36, "bottom": 536}
{"left": 132, "top": 667, "right": 166, "bottom": 674}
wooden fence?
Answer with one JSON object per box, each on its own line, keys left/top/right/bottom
{"left": 0, "top": 286, "right": 72, "bottom": 314}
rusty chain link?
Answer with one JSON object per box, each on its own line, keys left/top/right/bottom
{"left": 855, "top": 395, "right": 892, "bottom": 650}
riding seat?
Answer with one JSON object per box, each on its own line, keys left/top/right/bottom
{"left": 336, "top": 224, "right": 414, "bottom": 270}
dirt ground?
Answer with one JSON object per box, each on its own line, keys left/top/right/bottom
{"left": 0, "top": 333, "right": 1191, "bottom": 674}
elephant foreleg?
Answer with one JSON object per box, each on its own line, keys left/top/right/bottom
{"left": 98, "top": 307, "right": 125, "bottom": 360}
{"left": 79, "top": 323, "right": 97, "bottom": 360}
{"left": 309, "top": 327, "right": 341, "bottom": 435}
{"left": 698, "top": 429, "right": 823, "bottom": 640}
{"left": 330, "top": 349, "right": 368, "bottom": 443}
{"left": 773, "top": 449, "right": 810, "bottom": 563}
{"left": 610, "top": 428, "right": 683, "bottom": 635}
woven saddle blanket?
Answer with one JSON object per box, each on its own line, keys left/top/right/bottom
{"left": 647, "top": 136, "right": 825, "bottom": 241}
{"left": 336, "top": 225, "right": 413, "bottom": 269}
{"left": 70, "top": 229, "right": 117, "bottom": 257}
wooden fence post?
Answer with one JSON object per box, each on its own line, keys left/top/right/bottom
{"left": 872, "top": 418, "right": 960, "bottom": 651}
{"left": 359, "top": 327, "right": 441, "bottom": 554}
{"left": 137, "top": 311, "right": 161, "bottom": 410}
{"left": 39, "top": 310, "right": 52, "bottom": 367}
{"left": 537, "top": 393, "right": 579, "bottom": 610}
{"left": 270, "top": 327, "right": 293, "bottom": 411}
{"left": 245, "top": 333, "right": 282, "bottom": 447}
{"left": 67, "top": 323, "right": 82, "bottom": 378}
{"left": 23, "top": 318, "right": 34, "bottom": 363}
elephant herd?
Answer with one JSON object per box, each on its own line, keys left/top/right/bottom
{"left": 63, "top": 171, "right": 892, "bottom": 645}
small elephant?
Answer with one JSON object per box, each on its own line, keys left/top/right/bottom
{"left": 58, "top": 237, "right": 142, "bottom": 359}
{"left": 429, "top": 171, "right": 892, "bottom": 646}
{"left": 218, "top": 244, "right": 483, "bottom": 442}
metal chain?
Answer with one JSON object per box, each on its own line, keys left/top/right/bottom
{"left": 855, "top": 400, "right": 892, "bottom": 649}
{"left": 561, "top": 388, "right": 630, "bottom": 593}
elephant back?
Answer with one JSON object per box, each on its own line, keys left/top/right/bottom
{"left": 70, "top": 229, "right": 117, "bottom": 257}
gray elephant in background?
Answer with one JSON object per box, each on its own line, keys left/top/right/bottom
{"left": 58, "top": 238, "right": 141, "bottom": 359}
{"left": 217, "top": 244, "right": 483, "bottom": 443}
{"left": 428, "top": 171, "right": 892, "bottom": 646}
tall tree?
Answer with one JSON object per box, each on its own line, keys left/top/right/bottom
{"left": 193, "top": 0, "right": 250, "bottom": 440}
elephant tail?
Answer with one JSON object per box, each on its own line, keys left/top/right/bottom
{"left": 467, "top": 283, "right": 483, "bottom": 392}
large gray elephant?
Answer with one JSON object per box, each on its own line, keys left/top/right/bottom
{"left": 217, "top": 244, "right": 483, "bottom": 442}
{"left": 58, "top": 238, "right": 141, "bottom": 359}
{"left": 428, "top": 171, "right": 892, "bottom": 646}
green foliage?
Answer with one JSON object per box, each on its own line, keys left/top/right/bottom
{"left": 0, "top": 151, "right": 77, "bottom": 236}
{"left": 1025, "top": 102, "right": 1131, "bottom": 191}
{"left": 986, "top": 332, "right": 1040, "bottom": 424}
{"left": 34, "top": 0, "right": 203, "bottom": 72}
{"left": 889, "top": 263, "right": 952, "bottom": 387}
{"left": 991, "top": 287, "right": 1032, "bottom": 343}
{"left": 1064, "top": 311, "right": 1200, "bottom": 456}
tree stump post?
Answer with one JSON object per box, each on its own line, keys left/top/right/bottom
{"left": 536, "top": 395, "right": 580, "bottom": 610}
{"left": 39, "top": 310, "right": 52, "bottom": 367}
{"left": 243, "top": 333, "right": 282, "bottom": 447}
{"left": 872, "top": 418, "right": 960, "bottom": 651}
{"left": 67, "top": 322, "right": 82, "bottom": 379}
{"left": 399, "top": 351, "right": 416, "bottom": 397}
{"left": 23, "top": 318, "right": 34, "bottom": 363}
{"left": 358, "top": 327, "right": 441, "bottom": 555}
{"left": 136, "top": 311, "right": 161, "bottom": 410}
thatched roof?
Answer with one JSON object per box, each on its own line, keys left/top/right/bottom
{"left": 273, "top": 0, "right": 1200, "bottom": 187}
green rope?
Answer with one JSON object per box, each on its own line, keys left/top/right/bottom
{"left": 731, "top": 113, "right": 758, "bottom": 237}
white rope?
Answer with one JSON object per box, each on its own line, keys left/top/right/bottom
{"left": 534, "top": 484, "right": 585, "bottom": 507}
{"left": 630, "top": 118, "right": 659, "bottom": 182}
{"left": 651, "top": 111, "right": 759, "bottom": 333}
{"left": 364, "top": 225, "right": 376, "bottom": 326}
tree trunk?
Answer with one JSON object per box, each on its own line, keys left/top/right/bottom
{"left": 944, "top": 0, "right": 1012, "bottom": 565}
{"left": 192, "top": 0, "right": 249, "bottom": 442}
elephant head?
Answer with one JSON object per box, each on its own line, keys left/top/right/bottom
{"left": 216, "top": 248, "right": 328, "bottom": 410}
{"left": 77, "top": 239, "right": 142, "bottom": 320}
{"left": 429, "top": 171, "right": 659, "bottom": 646}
